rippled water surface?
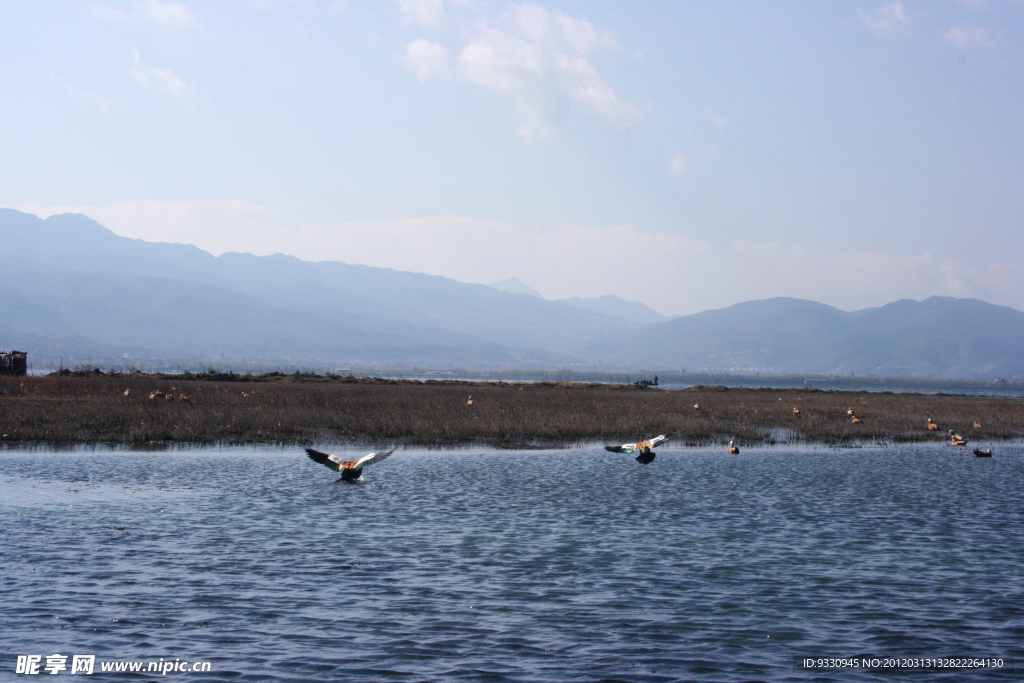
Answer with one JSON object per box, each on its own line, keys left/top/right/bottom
{"left": 2, "top": 445, "right": 1022, "bottom": 681}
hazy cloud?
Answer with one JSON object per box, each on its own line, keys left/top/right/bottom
{"left": 401, "top": 2, "right": 638, "bottom": 138}
{"left": 21, "top": 200, "right": 1024, "bottom": 317}
{"left": 49, "top": 72, "right": 115, "bottom": 111}
{"left": 702, "top": 107, "right": 726, "bottom": 127}
{"left": 942, "top": 26, "right": 997, "bottom": 48}
{"left": 91, "top": 1, "right": 196, "bottom": 28}
{"left": 954, "top": 0, "right": 990, "bottom": 9}
{"left": 406, "top": 39, "right": 451, "bottom": 81}
{"left": 669, "top": 154, "right": 688, "bottom": 175}
{"left": 130, "top": 50, "right": 189, "bottom": 96}
{"left": 397, "top": 0, "right": 447, "bottom": 28}
{"left": 857, "top": 2, "right": 909, "bottom": 38}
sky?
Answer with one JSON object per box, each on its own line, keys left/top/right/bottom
{"left": 3, "top": 0, "right": 1023, "bottom": 316}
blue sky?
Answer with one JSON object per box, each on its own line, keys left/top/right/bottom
{"left": 3, "top": 1, "right": 1023, "bottom": 315}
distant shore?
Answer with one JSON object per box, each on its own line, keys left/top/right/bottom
{"left": 1, "top": 371, "right": 1021, "bottom": 447}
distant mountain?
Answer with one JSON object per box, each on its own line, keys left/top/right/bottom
{"left": 586, "top": 296, "right": 1024, "bottom": 378}
{"left": 557, "top": 295, "right": 669, "bottom": 324}
{"left": 3, "top": 208, "right": 1022, "bottom": 378}
{"left": 488, "top": 277, "right": 544, "bottom": 298}
{"left": 0, "top": 209, "right": 626, "bottom": 367}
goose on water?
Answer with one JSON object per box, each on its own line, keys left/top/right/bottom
{"left": 974, "top": 448, "right": 992, "bottom": 457}
{"left": 605, "top": 434, "right": 669, "bottom": 464}
{"left": 306, "top": 447, "right": 396, "bottom": 482}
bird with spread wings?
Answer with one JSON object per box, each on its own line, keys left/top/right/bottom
{"left": 306, "top": 447, "right": 396, "bottom": 482}
{"left": 605, "top": 434, "right": 670, "bottom": 464}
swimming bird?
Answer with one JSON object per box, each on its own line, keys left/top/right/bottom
{"left": 927, "top": 418, "right": 938, "bottom": 431}
{"left": 973, "top": 448, "right": 992, "bottom": 457}
{"left": 728, "top": 441, "right": 739, "bottom": 455}
{"left": 948, "top": 430, "right": 967, "bottom": 446}
{"left": 605, "top": 434, "right": 669, "bottom": 465}
{"left": 306, "top": 447, "right": 397, "bottom": 482}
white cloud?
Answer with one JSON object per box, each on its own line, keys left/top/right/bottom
{"left": 406, "top": 39, "right": 450, "bottom": 81}
{"left": 16, "top": 200, "right": 1024, "bottom": 317}
{"left": 397, "top": 0, "right": 447, "bottom": 28}
{"left": 130, "top": 50, "right": 189, "bottom": 97}
{"left": 857, "top": 2, "right": 909, "bottom": 38}
{"left": 942, "top": 26, "right": 997, "bottom": 48}
{"left": 669, "top": 154, "right": 688, "bottom": 175}
{"left": 91, "top": 1, "right": 196, "bottom": 28}
{"left": 401, "top": 2, "right": 638, "bottom": 138}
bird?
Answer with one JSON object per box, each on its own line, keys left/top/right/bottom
{"left": 123, "top": 389, "right": 130, "bottom": 397}
{"left": 847, "top": 408, "right": 854, "bottom": 416}
{"left": 927, "top": 418, "right": 938, "bottom": 430}
{"left": 306, "top": 447, "right": 397, "bottom": 482}
{"left": 605, "top": 434, "right": 669, "bottom": 465}
{"left": 693, "top": 403, "right": 700, "bottom": 410}
{"left": 851, "top": 416, "right": 862, "bottom": 424}
{"left": 792, "top": 408, "right": 800, "bottom": 415}
{"left": 728, "top": 441, "right": 739, "bottom": 455}
{"left": 949, "top": 430, "right": 967, "bottom": 446}
{"left": 973, "top": 448, "right": 992, "bottom": 457}
{"left": 974, "top": 422, "right": 981, "bottom": 429}
{"left": 467, "top": 396, "right": 473, "bottom": 406}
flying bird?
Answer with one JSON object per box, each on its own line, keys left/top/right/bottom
{"left": 605, "top": 434, "right": 669, "bottom": 464}
{"left": 306, "top": 447, "right": 396, "bottom": 482}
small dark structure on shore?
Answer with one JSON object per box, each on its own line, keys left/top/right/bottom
{"left": 0, "top": 350, "right": 27, "bottom": 377}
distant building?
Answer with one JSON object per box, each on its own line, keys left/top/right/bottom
{"left": 0, "top": 350, "right": 27, "bottom": 376}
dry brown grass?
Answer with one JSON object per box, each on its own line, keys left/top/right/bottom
{"left": 1, "top": 374, "right": 1021, "bottom": 447}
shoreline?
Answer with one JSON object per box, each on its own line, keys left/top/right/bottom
{"left": 2, "top": 372, "right": 1022, "bottom": 448}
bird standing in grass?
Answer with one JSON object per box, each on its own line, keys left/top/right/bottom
{"left": 851, "top": 416, "right": 862, "bottom": 424}
{"left": 467, "top": 396, "right": 473, "bottom": 405}
{"left": 927, "top": 418, "right": 938, "bottom": 431}
{"left": 306, "top": 447, "right": 396, "bottom": 482}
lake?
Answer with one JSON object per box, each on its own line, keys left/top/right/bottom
{"left": 2, "top": 445, "right": 1021, "bottom": 681}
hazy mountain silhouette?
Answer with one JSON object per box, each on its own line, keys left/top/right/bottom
{"left": 557, "top": 295, "right": 669, "bottom": 324}
{"left": 488, "top": 277, "right": 543, "bottom": 298}
{"left": 2, "top": 208, "right": 1022, "bottom": 378}
{"left": 587, "top": 296, "right": 1024, "bottom": 378}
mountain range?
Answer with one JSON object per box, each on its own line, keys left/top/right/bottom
{"left": 1, "top": 208, "right": 1022, "bottom": 379}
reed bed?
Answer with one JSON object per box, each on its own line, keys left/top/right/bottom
{"left": 1, "top": 374, "right": 1021, "bottom": 448}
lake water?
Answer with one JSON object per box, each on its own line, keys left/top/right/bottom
{"left": 2, "top": 445, "right": 1021, "bottom": 681}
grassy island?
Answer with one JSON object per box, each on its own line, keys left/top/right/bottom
{"left": 1, "top": 371, "right": 1021, "bottom": 448}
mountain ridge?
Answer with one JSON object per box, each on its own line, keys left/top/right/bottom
{"left": 2, "top": 208, "right": 1022, "bottom": 378}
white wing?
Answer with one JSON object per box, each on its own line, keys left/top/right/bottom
{"left": 353, "top": 448, "right": 396, "bottom": 470}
